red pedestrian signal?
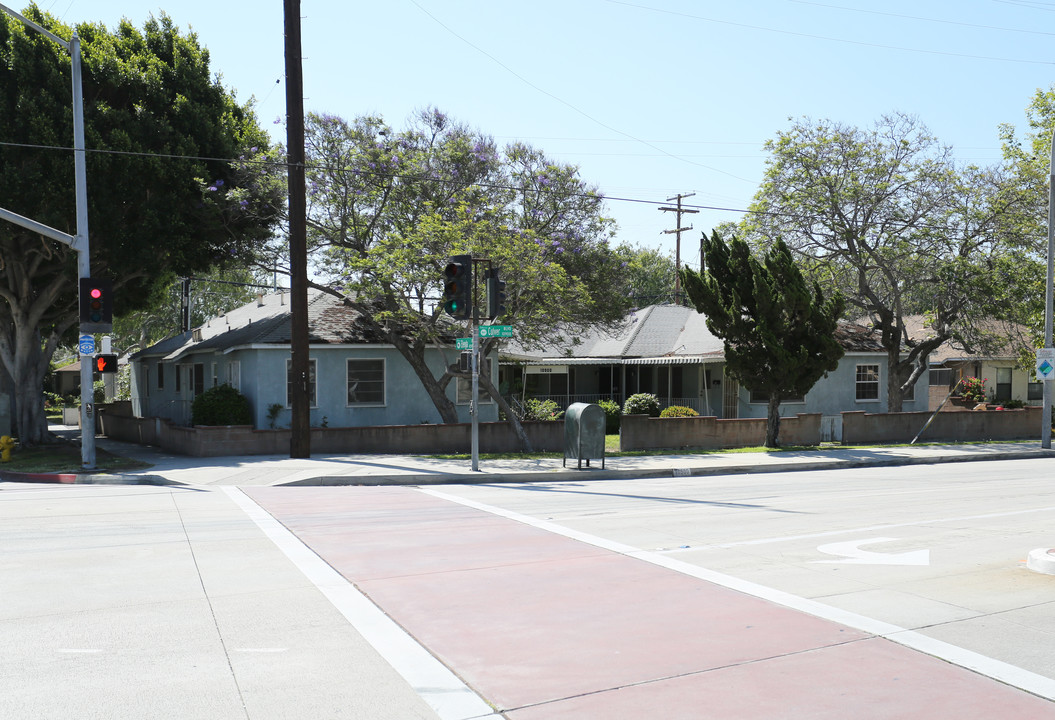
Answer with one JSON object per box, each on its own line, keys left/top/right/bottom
{"left": 94, "top": 353, "right": 118, "bottom": 374}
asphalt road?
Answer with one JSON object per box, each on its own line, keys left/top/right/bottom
{"left": 431, "top": 456, "right": 1055, "bottom": 683}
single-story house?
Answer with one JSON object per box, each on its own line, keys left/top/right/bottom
{"left": 129, "top": 289, "right": 498, "bottom": 429}
{"left": 898, "top": 316, "right": 1041, "bottom": 410}
{"left": 499, "top": 304, "right": 929, "bottom": 428}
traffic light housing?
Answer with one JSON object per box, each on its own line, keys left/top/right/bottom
{"left": 79, "top": 277, "right": 113, "bottom": 330}
{"left": 486, "top": 269, "right": 507, "bottom": 320}
{"left": 94, "top": 353, "right": 118, "bottom": 374}
{"left": 442, "top": 255, "right": 472, "bottom": 319}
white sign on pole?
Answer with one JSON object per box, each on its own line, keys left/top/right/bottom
{"left": 1037, "top": 348, "right": 1055, "bottom": 382}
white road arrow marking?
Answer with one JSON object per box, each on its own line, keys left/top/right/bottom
{"left": 814, "top": 536, "right": 930, "bottom": 566}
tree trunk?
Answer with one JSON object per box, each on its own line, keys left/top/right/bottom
{"left": 886, "top": 348, "right": 904, "bottom": 413}
{"left": 765, "top": 395, "right": 781, "bottom": 448}
{"left": 2, "top": 325, "right": 53, "bottom": 445}
{"left": 477, "top": 370, "right": 533, "bottom": 453}
{"left": 393, "top": 339, "right": 460, "bottom": 424}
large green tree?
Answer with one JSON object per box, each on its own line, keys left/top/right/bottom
{"left": 997, "top": 84, "right": 1055, "bottom": 355}
{"left": 681, "top": 230, "right": 844, "bottom": 447}
{"left": 258, "top": 108, "right": 633, "bottom": 446}
{"left": 0, "top": 7, "right": 281, "bottom": 443}
{"left": 742, "top": 112, "right": 1026, "bottom": 411}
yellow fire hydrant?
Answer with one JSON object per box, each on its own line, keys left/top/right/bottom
{"left": 0, "top": 435, "right": 15, "bottom": 462}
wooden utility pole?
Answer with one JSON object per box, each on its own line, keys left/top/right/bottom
{"left": 660, "top": 193, "right": 699, "bottom": 305}
{"left": 284, "top": 0, "right": 310, "bottom": 458}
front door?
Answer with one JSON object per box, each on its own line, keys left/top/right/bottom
{"left": 722, "top": 376, "right": 739, "bottom": 419}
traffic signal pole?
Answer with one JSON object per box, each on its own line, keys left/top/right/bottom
{"left": 0, "top": 5, "right": 94, "bottom": 468}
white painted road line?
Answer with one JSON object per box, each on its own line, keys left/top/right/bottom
{"left": 422, "top": 486, "right": 1055, "bottom": 702}
{"left": 221, "top": 487, "right": 501, "bottom": 720}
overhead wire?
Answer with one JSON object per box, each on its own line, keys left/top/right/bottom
{"left": 0, "top": 137, "right": 1012, "bottom": 243}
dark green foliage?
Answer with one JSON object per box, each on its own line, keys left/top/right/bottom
{"left": 681, "top": 230, "right": 844, "bottom": 447}
{"left": 623, "top": 393, "right": 661, "bottom": 417}
{"left": 660, "top": 405, "right": 698, "bottom": 418}
{"left": 0, "top": 8, "right": 281, "bottom": 443}
{"left": 191, "top": 384, "right": 252, "bottom": 426}
{"left": 596, "top": 398, "right": 621, "bottom": 433}
{"left": 519, "top": 398, "right": 563, "bottom": 422}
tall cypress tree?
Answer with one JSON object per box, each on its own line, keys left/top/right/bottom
{"left": 681, "top": 230, "right": 845, "bottom": 447}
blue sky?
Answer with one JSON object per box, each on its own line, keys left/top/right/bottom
{"left": 36, "top": 0, "right": 1055, "bottom": 270}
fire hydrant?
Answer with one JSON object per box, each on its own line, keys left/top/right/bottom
{"left": 0, "top": 435, "right": 15, "bottom": 462}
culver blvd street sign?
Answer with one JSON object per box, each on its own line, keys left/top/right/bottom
{"left": 478, "top": 325, "right": 512, "bottom": 338}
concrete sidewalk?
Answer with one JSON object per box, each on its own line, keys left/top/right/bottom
{"left": 21, "top": 427, "right": 1055, "bottom": 486}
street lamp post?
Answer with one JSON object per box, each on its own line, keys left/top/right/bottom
{"left": 1044, "top": 129, "right": 1055, "bottom": 450}
{"left": 0, "top": 5, "right": 95, "bottom": 467}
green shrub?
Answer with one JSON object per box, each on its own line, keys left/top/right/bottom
{"left": 597, "top": 398, "right": 621, "bottom": 433}
{"left": 623, "top": 393, "right": 660, "bottom": 417}
{"left": 660, "top": 405, "right": 698, "bottom": 418}
{"left": 192, "top": 384, "right": 253, "bottom": 426}
{"left": 520, "top": 398, "right": 564, "bottom": 422}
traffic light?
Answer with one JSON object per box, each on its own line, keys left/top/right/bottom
{"left": 486, "top": 269, "right": 507, "bottom": 320}
{"left": 79, "top": 277, "right": 113, "bottom": 330}
{"left": 442, "top": 255, "right": 472, "bottom": 319}
{"left": 94, "top": 353, "right": 118, "bottom": 374}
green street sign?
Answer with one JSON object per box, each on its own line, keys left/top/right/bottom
{"left": 478, "top": 325, "right": 513, "bottom": 338}
{"left": 455, "top": 337, "right": 473, "bottom": 350}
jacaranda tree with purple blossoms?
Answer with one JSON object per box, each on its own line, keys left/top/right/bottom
{"left": 0, "top": 8, "right": 282, "bottom": 443}
{"left": 271, "top": 108, "right": 633, "bottom": 441}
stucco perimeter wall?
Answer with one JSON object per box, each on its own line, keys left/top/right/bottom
{"left": 841, "top": 406, "right": 1042, "bottom": 445}
{"left": 619, "top": 413, "right": 822, "bottom": 451}
{"left": 99, "top": 412, "right": 565, "bottom": 457}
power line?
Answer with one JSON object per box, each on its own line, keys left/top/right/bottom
{"left": 0, "top": 138, "right": 1020, "bottom": 241}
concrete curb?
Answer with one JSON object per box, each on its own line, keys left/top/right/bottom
{"left": 280, "top": 449, "right": 1055, "bottom": 487}
{"left": 0, "top": 469, "right": 179, "bottom": 486}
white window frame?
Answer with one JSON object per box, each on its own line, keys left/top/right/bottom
{"left": 226, "top": 361, "right": 241, "bottom": 391}
{"left": 855, "top": 364, "right": 880, "bottom": 402}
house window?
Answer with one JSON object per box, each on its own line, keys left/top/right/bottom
{"left": 175, "top": 364, "right": 182, "bottom": 392}
{"left": 347, "top": 359, "right": 385, "bottom": 405}
{"left": 286, "top": 358, "right": 317, "bottom": 407}
{"left": 226, "top": 361, "right": 241, "bottom": 391}
{"left": 995, "top": 367, "right": 1012, "bottom": 401}
{"left": 1029, "top": 382, "right": 1043, "bottom": 401}
{"left": 930, "top": 368, "right": 952, "bottom": 387}
{"left": 748, "top": 390, "right": 804, "bottom": 404}
{"left": 856, "top": 364, "right": 880, "bottom": 401}
{"left": 157, "top": 363, "right": 164, "bottom": 390}
{"left": 457, "top": 358, "right": 494, "bottom": 405}
{"left": 211, "top": 362, "right": 218, "bottom": 388}
{"left": 193, "top": 363, "right": 205, "bottom": 397}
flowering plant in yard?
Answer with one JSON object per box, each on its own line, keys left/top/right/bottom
{"left": 959, "top": 376, "right": 987, "bottom": 404}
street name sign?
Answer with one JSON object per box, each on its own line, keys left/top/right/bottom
{"left": 478, "top": 325, "right": 513, "bottom": 338}
{"left": 455, "top": 337, "right": 472, "bottom": 350}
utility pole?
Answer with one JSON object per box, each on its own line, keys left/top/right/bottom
{"left": 660, "top": 193, "right": 699, "bottom": 305}
{"left": 284, "top": 0, "right": 310, "bottom": 458}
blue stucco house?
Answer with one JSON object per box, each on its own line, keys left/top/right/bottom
{"left": 500, "top": 304, "right": 928, "bottom": 436}
{"left": 129, "top": 289, "right": 498, "bottom": 429}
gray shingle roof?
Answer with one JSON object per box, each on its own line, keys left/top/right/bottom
{"left": 131, "top": 289, "right": 401, "bottom": 361}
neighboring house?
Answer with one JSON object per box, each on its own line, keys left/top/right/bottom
{"left": 129, "top": 289, "right": 497, "bottom": 429}
{"left": 499, "top": 304, "right": 928, "bottom": 425}
{"left": 901, "top": 316, "right": 1041, "bottom": 409}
